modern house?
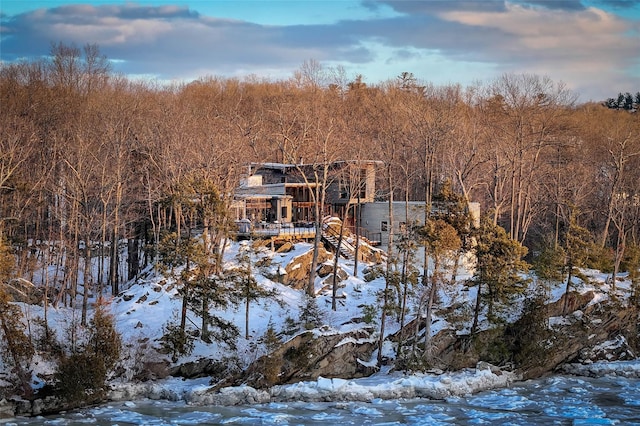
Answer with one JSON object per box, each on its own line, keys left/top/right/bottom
{"left": 232, "top": 160, "right": 378, "bottom": 226}
{"left": 232, "top": 161, "right": 479, "bottom": 251}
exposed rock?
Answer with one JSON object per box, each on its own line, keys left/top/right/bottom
{"left": 546, "top": 290, "right": 596, "bottom": 317}
{"left": 276, "top": 242, "right": 294, "bottom": 253}
{"left": 134, "top": 360, "right": 171, "bottom": 381}
{"left": 318, "top": 265, "right": 350, "bottom": 293}
{"left": 0, "top": 398, "right": 15, "bottom": 418}
{"left": 316, "top": 262, "right": 334, "bottom": 278}
{"left": 395, "top": 290, "right": 639, "bottom": 381}
{"left": 235, "top": 328, "right": 378, "bottom": 389}
{"left": 575, "top": 334, "right": 636, "bottom": 363}
{"left": 281, "top": 247, "right": 331, "bottom": 289}
{"left": 170, "top": 358, "right": 241, "bottom": 382}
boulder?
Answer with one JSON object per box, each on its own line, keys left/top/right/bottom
{"left": 281, "top": 247, "right": 331, "bottom": 289}
{"left": 236, "top": 328, "right": 378, "bottom": 389}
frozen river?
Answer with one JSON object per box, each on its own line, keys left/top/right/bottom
{"left": 7, "top": 375, "right": 640, "bottom": 425}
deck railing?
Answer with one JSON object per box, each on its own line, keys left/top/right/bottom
{"left": 235, "top": 221, "right": 317, "bottom": 240}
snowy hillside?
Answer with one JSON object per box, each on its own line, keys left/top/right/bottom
{"left": 2, "top": 233, "right": 639, "bottom": 417}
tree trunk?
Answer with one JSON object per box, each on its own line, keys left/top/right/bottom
{"left": 127, "top": 237, "right": 139, "bottom": 281}
{"left": 470, "top": 281, "right": 483, "bottom": 337}
{"left": 423, "top": 260, "right": 439, "bottom": 361}
{"left": 562, "top": 261, "right": 574, "bottom": 315}
{"left": 81, "top": 238, "right": 91, "bottom": 326}
{"left": 331, "top": 205, "right": 350, "bottom": 311}
{"left": 109, "top": 227, "right": 119, "bottom": 295}
{"left": 245, "top": 292, "right": 250, "bottom": 340}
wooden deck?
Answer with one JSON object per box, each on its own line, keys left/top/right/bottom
{"left": 236, "top": 223, "right": 317, "bottom": 241}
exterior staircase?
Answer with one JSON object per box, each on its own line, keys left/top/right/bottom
{"left": 321, "top": 219, "right": 356, "bottom": 261}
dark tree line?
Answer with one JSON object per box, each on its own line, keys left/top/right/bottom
{"left": 604, "top": 92, "right": 640, "bottom": 111}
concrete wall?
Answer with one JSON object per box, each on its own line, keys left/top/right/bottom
{"left": 360, "top": 201, "right": 480, "bottom": 249}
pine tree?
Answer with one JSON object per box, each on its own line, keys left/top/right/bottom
{"left": 86, "top": 298, "right": 121, "bottom": 374}
{"left": 0, "top": 237, "right": 34, "bottom": 398}
{"left": 415, "top": 218, "right": 461, "bottom": 363}
{"left": 621, "top": 244, "right": 640, "bottom": 307}
{"left": 532, "top": 239, "right": 565, "bottom": 283}
{"left": 299, "top": 294, "right": 322, "bottom": 330}
{"left": 561, "top": 209, "right": 593, "bottom": 314}
{"left": 431, "top": 180, "right": 475, "bottom": 283}
{"left": 471, "top": 218, "right": 529, "bottom": 334}
{"left": 54, "top": 298, "right": 121, "bottom": 405}
{"left": 232, "top": 243, "right": 279, "bottom": 340}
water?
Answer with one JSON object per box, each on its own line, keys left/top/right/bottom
{"left": 6, "top": 375, "right": 640, "bottom": 425}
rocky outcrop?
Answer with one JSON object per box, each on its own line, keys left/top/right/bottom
{"left": 170, "top": 358, "right": 240, "bottom": 383}
{"left": 230, "top": 328, "right": 378, "bottom": 390}
{"left": 281, "top": 246, "right": 331, "bottom": 289}
{"left": 418, "top": 290, "right": 639, "bottom": 380}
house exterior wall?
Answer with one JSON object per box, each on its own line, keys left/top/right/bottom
{"left": 360, "top": 202, "right": 425, "bottom": 248}
{"left": 360, "top": 201, "right": 481, "bottom": 250}
{"left": 241, "top": 161, "right": 380, "bottom": 224}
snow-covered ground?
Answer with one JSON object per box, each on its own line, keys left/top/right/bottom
{"left": 3, "top": 236, "right": 639, "bottom": 409}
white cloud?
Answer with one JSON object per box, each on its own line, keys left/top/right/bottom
{"left": 1, "top": 1, "right": 637, "bottom": 101}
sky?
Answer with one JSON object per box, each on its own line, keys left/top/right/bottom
{"left": 1, "top": 0, "right": 639, "bottom": 102}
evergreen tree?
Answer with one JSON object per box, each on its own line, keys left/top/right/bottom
{"left": 471, "top": 218, "right": 529, "bottom": 334}
{"left": 160, "top": 317, "right": 196, "bottom": 362}
{"left": 414, "top": 218, "right": 461, "bottom": 363}
{"left": 561, "top": 209, "right": 593, "bottom": 314}
{"left": 605, "top": 97, "right": 618, "bottom": 109}
{"left": 86, "top": 298, "right": 121, "bottom": 374}
{"left": 54, "top": 299, "right": 121, "bottom": 405}
{"left": 507, "top": 287, "right": 553, "bottom": 369}
{"left": 623, "top": 92, "right": 634, "bottom": 110}
{"left": 299, "top": 294, "right": 322, "bottom": 330}
{"left": 158, "top": 231, "right": 203, "bottom": 337}
{"left": 621, "top": 243, "right": 640, "bottom": 308}
{"left": 532, "top": 238, "right": 565, "bottom": 283}
{"left": 184, "top": 253, "right": 239, "bottom": 348}
{"left": 431, "top": 180, "right": 475, "bottom": 283}
{"left": 232, "top": 242, "right": 279, "bottom": 340}
{"left": 0, "top": 237, "right": 34, "bottom": 398}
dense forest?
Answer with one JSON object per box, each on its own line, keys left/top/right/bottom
{"left": 2, "top": 43, "right": 639, "bottom": 293}
{"left": 1, "top": 42, "right": 640, "bottom": 410}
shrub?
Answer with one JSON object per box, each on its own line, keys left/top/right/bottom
{"left": 585, "top": 244, "right": 614, "bottom": 273}
{"left": 299, "top": 295, "right": 322, "bottom": 330}
{"left": 54, "top": 300, "right": 121, "bottom": 405}
{"left": 361, "top": 304, "right": 377, "bottom": 325}
{"left": 55, "top": 352, "right": 107, "bottom": 404}
{"left": 160, "top": 321, "right": 196, "bottom": 362}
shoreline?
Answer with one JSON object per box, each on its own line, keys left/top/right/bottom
{"left": 3, "top": 359, "right": 640, "bottom": 418}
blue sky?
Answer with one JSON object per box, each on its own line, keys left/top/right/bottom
{"left": 1, "top": 1, "right": 639, "bottom": 101}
